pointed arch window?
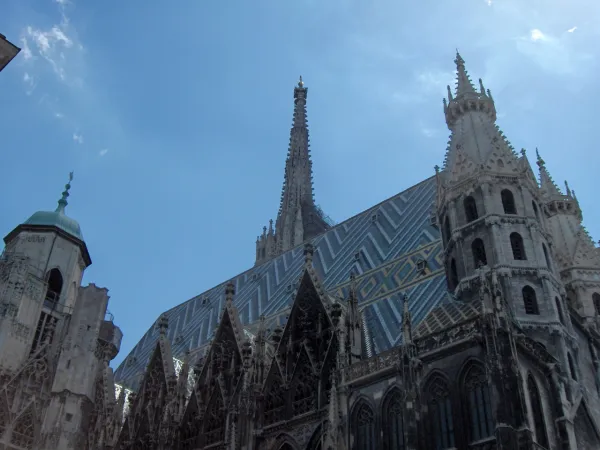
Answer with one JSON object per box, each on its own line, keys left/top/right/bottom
{"left": 353, "top": 402, "right": 376, "bottom": 450}
{"left": 522, "top": 286, "right": 539, "bottom": 315}
{"left": 44, "top": 268, "right": 63, "bottom": 309}
{"left": 568, "top": 353, "right": 577, "bottom": 380}
{"left": 532, "top": 201, "right": 540, "bottom": 221}
{"left": 542, "top": 244, "right": 552, "bottom": 271}
{"left": 10, "top": 406, "right": 36, "bottom": 449}
{"left": 383, "top": 391, "right": 406, "bottom": 450}
{"left": 527, "top": 375, "right": 548, "bottom": 448}
{"left": 204, "top": 391, "right": 225, "bottom": 446}
{"left": 426, "top": 376, "right": 455, "bottom": 450}
{"left": 463, "top": 364, "right": 494, "bottom": 442}
{"left": 510, "top": 233, "right": 526, "bottom": 260}
{"left": 555, "top": 297, "right": 565, "bottom": 324}
{"left": 501, "top": 189, "right": 517, "bottom": 215}
{"left": 449, "top": 259, "right": 459, "bottom": 290}
{"left": 444, "top": 216, "right": 451, "bottom": 245}
{"left": 471, "top": 239, "right": 488, "bottom": 267}
{"left": 464, "top": 196, "right": 478, "bottom": 223}
{"left": 593, "top": 293, "right": 600, "bottom": 315}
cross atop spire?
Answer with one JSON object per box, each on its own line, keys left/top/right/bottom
{"left": 55, "top": 171, "right": 74, "bottom": 214}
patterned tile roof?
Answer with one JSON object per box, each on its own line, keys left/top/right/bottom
{"left": 414, "top": 298, "right": 481, "bottom": 338}
{"left": 114, "top": 176, "right": 448, "bottom": 390}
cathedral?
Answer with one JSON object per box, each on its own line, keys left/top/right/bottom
{"left": 1, "top": 48, "right": 600, "bottom": 450}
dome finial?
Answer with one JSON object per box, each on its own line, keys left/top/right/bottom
{"left": 298, "top": 75, "right": 304, "bottom": 88}
{"left": 55, "top": 171, "right": 74, "bottom": 214}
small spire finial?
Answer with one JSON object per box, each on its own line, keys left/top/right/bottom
{"left": 565, "top": 180, "right": 572, "bottom": 196}
{"left": 298, "top": 75, "right": 304, "bottom": 88}
{"left": 55, "top": 171, "right": 74, "bottom": 214}
{"left": 225, "top": 281, "right": 235, "bottom": 305}
{"left": 304, "top": 242, "right": 314, "bottom": 267}
{"left": 535, "top": 147, "right": 545, "bottom": 165}
{"left": 157, "top": 314, "right": 169, "bottom": 336}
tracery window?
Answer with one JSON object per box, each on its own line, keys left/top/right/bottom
{"left": 264, "top": 372, "right": 286, "bottom": 425}
{"left": 353, "top": 402, "right": 376, "bottom": 450}
{"left": 510, "top": 232, "right": 526, "bottom": 260}
{"left": 522, "top": 286, "right": 539, "bottom": 315}
{"left": 426, "top": 377, "right": 455, "bottom": 450}
{"left": 471, "top": 239, "right": 488, "bottom": 267}
{"left": 292, "top": 356, "right": 317, "bottom": 416}
{"left": 501, "top": 189, "right": 517, "bottom": 215}
{"left": 527, "top": 375, "right": 548, "bottom": 448}
{"left": 463, "top": 364, "right": 494, "bottom": 442}
{"left": 464, "top": 196, "right": 478, "bottom": 223}
{"left": 383, "top": 391, "right": 405, "bottom": 450}
{"left": 204, "top": 391, "right": 225, "bottom": 446}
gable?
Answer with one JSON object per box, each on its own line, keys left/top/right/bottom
{"left": 115, "top": 176, "right": 448, "bottom": 390}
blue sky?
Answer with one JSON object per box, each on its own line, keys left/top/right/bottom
{"left": 1, "top": 0, "right": 599, "bottom": 369}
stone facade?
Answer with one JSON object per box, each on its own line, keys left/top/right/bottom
{"left": 0, "top": 181, "right": 122, "bottom": 450}
{"left": 3, "top": 52, "right": 600, "bottom": 450}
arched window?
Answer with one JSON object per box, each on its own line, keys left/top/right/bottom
{"left": 279, "top": 445, "right": 294, "bottom": 450}
{"left": 463, "top": 364, "right": 494, "bottom": 442}
{"left": 426, "top": 376, "right": 455, "bottom": 450}
{"left": 464, "top": 196, "right": 478, "bottom": 223}
{"left": 542, "top": 244, "right": 551, "bottom": 271}
{"left": 527, "top": 375, "right": 548, "bottom": 448}
{"left": 10, "top": 405, "right": 36, "bottom": 449}
{"left": 555, "top": 297, "right": 564, "bottom": 324}
{"left": 510, "top": 233, "right": 526, "bottom": 260}
{"left": 383, "top": 391, "right": 405, "bottom": 450}
{"left": 501, "top": 189, "right": 517, "bottom": 215}
{"left": 593, "top": 293, "right": 600, "bottom": 315}
{"left": 522, "top": 286, "right": 539, "bottom": 315}
{"left": 568, "top": 353, "right": 577, "bottom": 380}
{"left": 204, "top": 391, "right": 225, "bottom": 445}
{"left": 44, "top": 268, "right": 63, "bottom": 309}
{"left": 444, "top": 216, "right": 451, "bottom": 245}
{"left": 353, "top": 402, "right": 375, "bottom": 450}
{"left": 449, "top": 259, "right": 459, "bottom": 290}
{"left": 471, "top": 239, "right": 488, "bottom": 267}
{"left": 532, "top": 201, "right": 540, "bottom": 221}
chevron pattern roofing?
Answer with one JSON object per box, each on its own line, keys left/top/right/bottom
{"left": 114, "top": 176, "right": 448, "bottom": 389}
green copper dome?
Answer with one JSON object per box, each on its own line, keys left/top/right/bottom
{"left": 24, "top": 172, "right": 84, "bottom": 241}
{"left": 24, "top": 210, "right": 84, "bottom": 241}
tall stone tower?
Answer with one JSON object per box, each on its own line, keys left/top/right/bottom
{"left": 255, "top": 77, "right": 331, "bottom": 265}
{"left": 436, "top": 53, "right": 580, "bottom": 448}
{"left": 0, "top": 174, "right": 122, "bottom": 450}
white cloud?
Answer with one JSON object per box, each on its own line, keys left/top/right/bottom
{"left": 530, "top": 29, "right": 546, "bottom": 42}
{"left": 567, "top": 26, "right": 577, "bottom": 33}
{"left": 73, "top": 133, "right": 84, "bottom": 144}
{"left": 55, "top": 112, "right": 64, "bottom": 119}
{"left": 99, "top": 148, "right": 109, "bottom": 157}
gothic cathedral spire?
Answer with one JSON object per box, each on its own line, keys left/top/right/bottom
{"left": 255, "top": 77, "right": 331, "bottom": 265}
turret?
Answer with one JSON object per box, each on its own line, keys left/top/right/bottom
{"left": 437, "top": 53, "right": 564, "bottom": 322}
{"left": 535, "top": 149, "right": 600, "bottom": 319}
{"left": 255, "top": 77, "right": 331, "bottom": 265}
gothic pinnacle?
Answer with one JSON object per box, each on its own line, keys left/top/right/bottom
{"left": 225, "top": 281, "right": 235, "bottom": 305}
{"left": 454, "top": 51, "right": 476, "bottom": 96}
{"left": 304, "top": 242, "right": 314, "bottom": 267}
{"left": 298, "top": 75, "right": 304, "bottom": 88}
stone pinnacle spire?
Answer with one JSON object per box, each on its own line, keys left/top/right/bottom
{"left": 454, "top": 51, "right": 477, "bottom": 97}
{"left": 536, "top": 148, "right": 563, "bottom": 198}
{"left": 55, "top": 171, "right": 74, "bottom": 214}
{"left": 255, "top": 78, "right": 331, "bottom": 265}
